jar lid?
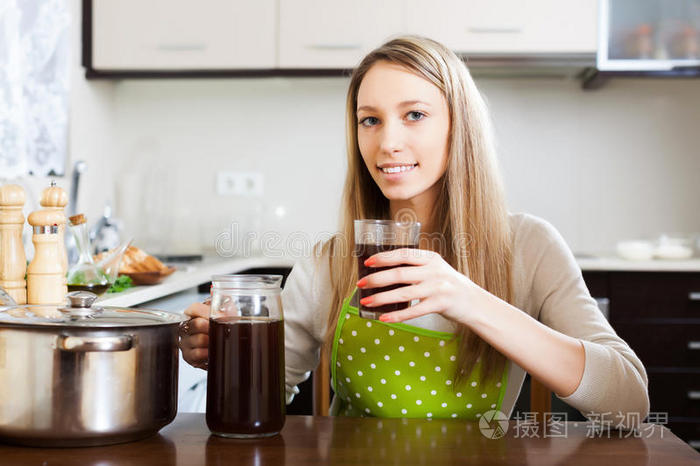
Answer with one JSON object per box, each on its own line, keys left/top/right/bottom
{"left": 0, "top": 291, "right": 186, "bottom": 328}
{"left": 211, "top": 274, "right": 282, "bottom": 289}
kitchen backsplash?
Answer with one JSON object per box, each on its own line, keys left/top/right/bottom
{"left": 96, "top": 76, "right": 700, "bottom": 257}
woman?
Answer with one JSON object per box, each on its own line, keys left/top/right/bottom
{"left": 180, "top": 36, "right": 649, "bottom": 426}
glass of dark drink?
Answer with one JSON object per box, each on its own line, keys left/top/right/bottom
{"left": 354, "top": 219, "right": 421, "bottom": 319}
{"left": 206, "top": 274, "right": 285, "bottom": 438}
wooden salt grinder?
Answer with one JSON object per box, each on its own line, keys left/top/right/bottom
{"left": 27, "top": 209, "right": 65, "bottom": 305}
{"left": 0, "top": 184, "right": 27, "bottom": 304}
{"left": 40, "top": 181, "right": 69, "bottom": 275}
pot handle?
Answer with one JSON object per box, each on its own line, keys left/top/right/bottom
{"left": 58, "top": 335, "right": 134, "bottom": 352}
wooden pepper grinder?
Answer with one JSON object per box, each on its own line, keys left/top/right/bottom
{"left": 40, "top": 181, "right": 69, "bottom": 276}
{"left": 0, "top": 184, "right": 27, "bottom": 304}
{"left": 27, "top": 209, "right": 65, "bottom": 305}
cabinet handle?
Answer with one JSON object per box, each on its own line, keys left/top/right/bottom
{"left": 690, "top": 292, "right": 700, "bottom": 301}
{"left": 157, "top": 43, "right": 207, "bottom": 52}
{"left": 467, "top": 27, "right": 522, "bottom": 34}
{"left": 689, "top": 341, "right": 700, "bottom": 350}
{"left": 306, "top": 44, "right": 361, "bottom": 51}
{"left": 688, "top": 391, "right": 700, "bottom": 400}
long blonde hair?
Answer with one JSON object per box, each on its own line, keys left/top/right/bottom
{"left": 314, "top": 36, "right": 513, "bottom": 385}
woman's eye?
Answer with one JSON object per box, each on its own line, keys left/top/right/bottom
{"left": 407, "top": 111, "right": 425, "bottom": 121}
{"left": 359, "top": 116, "right": 379, "bottom": 127}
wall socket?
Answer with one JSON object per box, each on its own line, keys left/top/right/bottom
{"left": 216, "top": 171, "right": 264, "bottom": 197}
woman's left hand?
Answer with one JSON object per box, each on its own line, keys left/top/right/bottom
{"left": 357, "top": 248, "right": 482, "bottom": 325}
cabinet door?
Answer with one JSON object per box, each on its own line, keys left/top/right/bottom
{"left": 278, "top": 0, "right": 404, "bottom": 68}
{"left": 92, "top": 0, "right": 276, "bottom": 70}
{"left": 404, "top": 0, "right": 597, "bottom": 54}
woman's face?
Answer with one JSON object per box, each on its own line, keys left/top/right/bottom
{"left": 356, "top": 61, "right": 450, "bottom": 205}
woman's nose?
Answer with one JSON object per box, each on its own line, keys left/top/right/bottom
{"left": 378, "top": 121, "right": 404, "bottom": 154}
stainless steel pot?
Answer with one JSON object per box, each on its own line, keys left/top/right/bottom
{"left": 0, "top": 291, "right": 187, "bottom": 447}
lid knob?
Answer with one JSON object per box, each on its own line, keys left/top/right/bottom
{"left": 66, "top": 290, "right": 98, "bottom": 308}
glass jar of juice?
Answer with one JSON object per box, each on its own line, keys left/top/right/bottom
{"left": 206, "top": 274, "right": 285, "bottom": 438}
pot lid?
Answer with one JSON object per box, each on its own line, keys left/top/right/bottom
{"left": 0, "top": 291, "right": 186, "bottom": 327}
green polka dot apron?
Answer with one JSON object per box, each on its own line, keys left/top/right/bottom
{"left": 330, "top": 288, "right": 508, "bottom": 419}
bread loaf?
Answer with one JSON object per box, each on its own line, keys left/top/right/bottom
{"left": 95, "top": 246, "right": 169, "bottom": 274}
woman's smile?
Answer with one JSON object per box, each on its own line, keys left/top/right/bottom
{"left": 378, "top": 162, "right": 419, "bottom": 179}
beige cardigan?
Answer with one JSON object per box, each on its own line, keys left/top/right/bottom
{"left": 282, "top": 212, "right": 649, "bottom": 427}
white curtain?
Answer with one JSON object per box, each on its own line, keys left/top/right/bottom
{"left": 0, "top": 0, "right": 70, "bottom": 178}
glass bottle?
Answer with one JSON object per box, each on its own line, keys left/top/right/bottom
{"left": 66, "top": 214, "right": 109, "bottom": 295}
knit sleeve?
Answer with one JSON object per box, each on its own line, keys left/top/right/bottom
{"left": 282, "top": 250, "right": 332, "bottom": 404}
{"left": 527, "top": 217, "right": 649, "bottom": 429}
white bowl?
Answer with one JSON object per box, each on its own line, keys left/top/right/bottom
{"left": 616, "top": 240, "right": 654, "bottom": 261}
{"left": 654, "top": 234, "right": 695, "bottom": 260}
{"left": 654, "top": 244, "right": 694, "bottom": 260}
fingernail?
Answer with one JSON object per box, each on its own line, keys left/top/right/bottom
{"left": 364, "top": 257, "right": 376, "bottom": 267}
{"left": 356, "top": 278, "right": 368, "bottom": 288}
{"left": 379, "top": 314, "right": 391, "bottom": 322}
{"left": 360, "top": 296, "right": 373, "bottom": 306}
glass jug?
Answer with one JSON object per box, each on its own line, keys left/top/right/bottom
{"left": 206, "top": 274, "right": 285, "bottom": 438}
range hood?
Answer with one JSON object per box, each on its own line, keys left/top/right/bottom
{"left": 462, "top": 53, "right": 596, "bottom": 79}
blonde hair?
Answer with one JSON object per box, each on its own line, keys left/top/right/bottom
{"left": 314, "top": 35, "right": 513, "bottom": 385}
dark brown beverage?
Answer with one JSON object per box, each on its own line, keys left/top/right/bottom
{"left": 67, "top": 283, "right": 110, "bottom": 295}
{"left": 356, "top": 243, "right": 417, "bottom": 314}
{"left": 206, "top": 317, "right": 285, "bottom": 438}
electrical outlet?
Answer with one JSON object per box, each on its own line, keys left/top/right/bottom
{"left": 239, "top": 172, "right": 264, "bottom": 197}
{"left": 216, "top": 171, "right": 264, "bottom": 197}
{"left": 216, "top": 172, "right": 237, "bottom": 196}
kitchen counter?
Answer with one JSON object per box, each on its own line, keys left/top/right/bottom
{"left": 0, "top": 414, "right": 697, "bottom": 465}
{"left": 97, "top": 255, "right": 295, "bottom": 308}
{"left": 577, "top": 256, "right": 700, "bottom": 272}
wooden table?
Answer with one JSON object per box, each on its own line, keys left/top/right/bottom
{"left": 1, "top": 414, "right": 699, "bottom": 465}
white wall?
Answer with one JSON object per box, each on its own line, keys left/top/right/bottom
{"left": 101, "top": 75, "right": 700, "bottom": 256}
{"left": 480, "top": 77, "right": 700, "bottom": 254}
{"left": 110, "top": 78, "right": 348, "bottom": 256}
{"left": 66, "top": 0, "right": 117, "bottom": 224}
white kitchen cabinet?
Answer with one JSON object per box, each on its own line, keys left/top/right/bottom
{"left": 91, "top": 0, "right": 276, "bottom": 70}
{"left": 403, "top": 0, "right": 597, "bottom": 54}
{"left": 88, "top": 0, "right": 597, "bottom": 75}
{"left": 278, "top": 0, "right": 405, "bottom": 68}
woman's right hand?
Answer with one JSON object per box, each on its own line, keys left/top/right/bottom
{"left": 179, "top": 302, "right": 210, "bottom": 370}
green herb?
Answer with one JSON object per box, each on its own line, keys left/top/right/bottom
{"left": 107, "top": 275, "right": 133, "bottom": 294}
{"left": 67, "top": 270, "right": 87, "bottom": 286}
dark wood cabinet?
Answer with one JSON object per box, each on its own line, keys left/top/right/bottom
{"left": 583, "top": 270, "right": 700, "bottom": 450}
{"left": 613, "top": 323, "right": 700, "bottom": 368}
{"left": 607, "top": 272, "right": 700, "bottom": 320}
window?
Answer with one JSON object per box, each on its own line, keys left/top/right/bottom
{"left": 0, "top": 0, "right": 70, "bottom": 178}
